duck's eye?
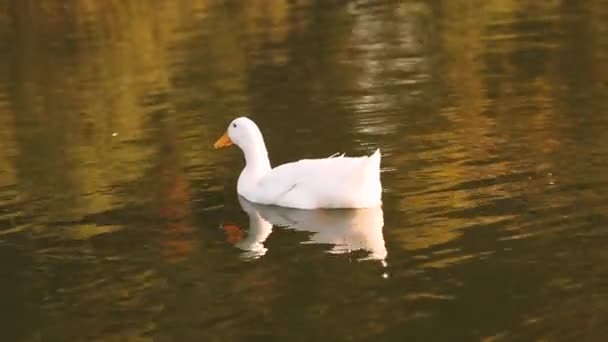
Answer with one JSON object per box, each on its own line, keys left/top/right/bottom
{"left": 232, "top": 123, "right": 237, "bottom": 128}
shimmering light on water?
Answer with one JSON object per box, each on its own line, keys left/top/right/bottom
{"left": 1, "top": 1, "right": 608, "bottom": 341}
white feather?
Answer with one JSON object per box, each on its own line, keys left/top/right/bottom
{"left": 216, "top": 117, "right": 382, "bottom": 209}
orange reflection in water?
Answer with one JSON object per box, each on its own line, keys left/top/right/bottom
{"left": 222, "top": 223, "right": 245, "bottom": 244}
{"left": 158, "top": 171, "right": 195, "bottom": 264}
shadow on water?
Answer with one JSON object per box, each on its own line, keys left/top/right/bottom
{"left": 0, "top": 0, "right": 608, "bottom": 341}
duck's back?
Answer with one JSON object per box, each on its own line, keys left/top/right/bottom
{"left": 250, "top": 149, "right": 382, "bottom": 209}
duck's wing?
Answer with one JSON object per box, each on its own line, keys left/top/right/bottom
{"left": 254, "top": 150, "right": 381, "bottom": 209}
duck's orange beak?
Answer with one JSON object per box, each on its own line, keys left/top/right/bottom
{"left": 213, "top": 132, "right": 232, "bottom": 149}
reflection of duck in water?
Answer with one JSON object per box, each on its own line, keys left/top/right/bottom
{"left": 228, "top": 196, "right": 387, "bottom": 263}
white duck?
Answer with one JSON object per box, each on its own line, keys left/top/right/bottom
{"left": 214, "top": 117, "right": 382, "bottom": 209}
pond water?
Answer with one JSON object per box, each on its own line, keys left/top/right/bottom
{"left": 1, "top": 1, "right": 608, "bottom": 341}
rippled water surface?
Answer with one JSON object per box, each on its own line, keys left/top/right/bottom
{"left": 2, "top": 1, "right": 608, "bottom": 341}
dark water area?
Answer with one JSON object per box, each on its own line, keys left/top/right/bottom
{"left": 1, "top": 1, "right": 608, "bottom": 341}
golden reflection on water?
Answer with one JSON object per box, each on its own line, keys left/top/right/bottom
{"left": 1, "top": 0, "right": 608, "bottom": 341}
{"left": 4, "top": 1, "right": 226, "bottom": 228}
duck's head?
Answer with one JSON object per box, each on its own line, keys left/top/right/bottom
{"left": 213, "top": 117, "right": 265, "bottom": 150}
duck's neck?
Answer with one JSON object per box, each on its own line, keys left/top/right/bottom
{"left": 240, "top": 138, "right": 271, "bottom": 180}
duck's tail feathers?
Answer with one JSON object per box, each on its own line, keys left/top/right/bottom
{"left": 369, "top": 148, "right": 381, "bottom": 169}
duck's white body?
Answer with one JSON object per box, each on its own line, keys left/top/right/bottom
{"left": 214, "top": 117, "right": 382, "bottom": 210}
